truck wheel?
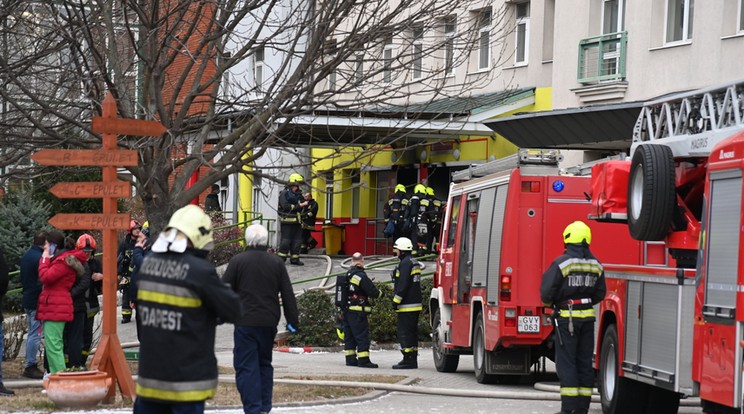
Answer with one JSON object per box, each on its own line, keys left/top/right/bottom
{"left": 598, "top": 325, "right": 648, "bottom": 413}
{"left": 432, "top": 309, "right": 459, "bottom": 372}
{"left": 473, "top": 316, "right": 497, "bottom": 384}
{"left": 627, "top": 144, "right": 675, "bottom": 240}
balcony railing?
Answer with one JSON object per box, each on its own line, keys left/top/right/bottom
{"left": 577, "top": 31, "right": 627, "bottom": 84}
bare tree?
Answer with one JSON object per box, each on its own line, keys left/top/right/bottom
{"left": 0, "top": 0, "right": 513, "bottom": 229}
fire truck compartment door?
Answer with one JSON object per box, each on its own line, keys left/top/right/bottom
{"left": 619, "top": 276, "right": 695, "bottom": 394}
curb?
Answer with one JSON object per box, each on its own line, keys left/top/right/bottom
{"left": 274, "top": 343, "right": 433, "bottom": 354}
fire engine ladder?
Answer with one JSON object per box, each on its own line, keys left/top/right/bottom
{"left": 451, "top": 149, "right": 564, "bottom": 182}
{"left": 631, "top": 78, "right": 744, "bottom": 158}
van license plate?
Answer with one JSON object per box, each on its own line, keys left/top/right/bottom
{"left": 517, "top": 316, "right": 540, "bottom": 333}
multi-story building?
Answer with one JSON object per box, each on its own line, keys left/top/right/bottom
{"left": 226, "top": 0, "right": 743, "bottom": 255}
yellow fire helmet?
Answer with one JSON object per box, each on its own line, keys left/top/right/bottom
{"left": 414, "top": 184, "right": 426, "bottom": 195}
{"left": 395, "top": 184, "right": 406, "bottom": 193}
{"left": 289, "top": 173, "right": 304, "bottom": 184}
{"left": 152, "top": 205, "right": 214, "bottom": 253}
{"left": 563, "top": 220, "right": 592, "bottom": 245}
{"left": 426, "top": 186, "right": 434, "bottom": 196}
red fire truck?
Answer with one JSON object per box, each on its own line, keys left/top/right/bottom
{"left": 589, "top": 80, "right": 744, "bottom": 414}
{"left": 429, "top": 150, "right": 642, "bottom": 383}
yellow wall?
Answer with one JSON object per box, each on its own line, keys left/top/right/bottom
{"left": 264, "top": 87, "right": 554, "bottom": 221}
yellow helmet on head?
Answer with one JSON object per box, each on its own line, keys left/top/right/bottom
{"left": 414, "top": 184, "right": 426, "bottom": 195}
{"left": 395, "top": 184, "right": 406, "bottom": 193}
{"left": 289, "top": 173, "right": 304, "bottom": 184}
{"left": 563, "top": 221, "right": 592, "bottom": 245}
{"left": 426, "top": 186, "right": 434, "bottom": 196}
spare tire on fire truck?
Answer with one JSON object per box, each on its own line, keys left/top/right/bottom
{"left": 627, "top": 144, "right": 675, "bottom": 241}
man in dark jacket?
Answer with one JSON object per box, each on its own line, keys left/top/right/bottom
{"left": 540, "top": 221, "right": 606, "bottom": 414}
{"left": 64, "top": 240, "right": 92, "bottom": 369}
{"left": 336, "top": 252, "right": 382, "bottom": 368}
{"left": 76, "top": 234, "right": 102, "bottom": 364}
{"left": 277, "top": 173, "right": 308, "bottom": 265}
{"left": 383, "top": 184, "right": 408, "bottom": 239}
{"left": 20, "top": 230, "right": 46, "bottom": 379}
{"left": 117, "top": 220, "right": 142, "bottom": 323}
{"left": 134, "top": 205, "right": 241, "bottom": 414}
{"left": 390, "top": 237, "right": 422, "bottom": 369}
{"left": 222, "top": 223, "right": 299, "bottom": 414}
{"left": 0, "top": 248, "right": 13, "bottom": 395}
{"left": 300, "top": 192, "right": 319, "bottom": 253}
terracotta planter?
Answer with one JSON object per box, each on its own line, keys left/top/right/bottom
{"left": 43, "top": 370, "right": 113, "bottom": 409}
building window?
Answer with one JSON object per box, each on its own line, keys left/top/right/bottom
{"left": 351, "top": 170, "right": 360, "bottom": 219}
{"left": 383, "top": 35, "right": 394, "bottom": 83}
{"left": 355, "top": 54, "right": 364, "bottom": 85}
{"left": 443, "top": 16, "right": 456, "bottom": 75}
{"left": 412, "top": 25, "right": 423, "bottom": 79}
{"left": 515, "top": 2, "right": 530, "bottom": 64}
{"left": 252, "top": 175, "right": 262, "bottom": 213}
{"left": 665, "top": 0, "right": 694, "bottom": 43}
{"left": 254, "top": 46, "right": 264, "bottom": 90}
{"left": 739, "top": 0, "right": 744, "bottom": 32}
{"left": 477, "top": 8, "right": 492, "bottom": 70}
{"left": 603, "top": 0, "right": 625, "bottom": 33}
{"left": 326, "top": 39, "right": 337, "bottom": 91}
{"left": 324, "top": 172, "right": 334, "bottom": 222}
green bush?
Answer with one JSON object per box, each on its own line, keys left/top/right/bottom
{"left": 369, "top": 282, "right": 397, "bottom": 343}
{"left": 287, "top": 289, "right": 338, "bottom": 347}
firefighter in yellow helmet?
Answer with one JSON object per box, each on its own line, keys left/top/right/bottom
{"left": 134, "top": 205, "right": 241, "bottom": 414}
{"left": 383, "top": 183, "right": 409, "bottom": 240}
{"left": 424, "top": 186, "right": 443, "bottom": 254}
{"left": 404, "top": 184, "right": 430, "bottom": 256}
{"left": 540, "top": 221, "right": 606, "bottom": 414}
{"left": 277, "top": 173, "right": 308, "bottom": 265}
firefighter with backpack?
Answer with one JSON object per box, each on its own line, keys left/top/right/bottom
{"left": 540, "top": 221, "right": 606, "bottom": 414}
{"left": 335, "top": 252, "right": 382, "bottom": 368}
{"left": 405, "top": 184, "right": 430, "bottom": 256}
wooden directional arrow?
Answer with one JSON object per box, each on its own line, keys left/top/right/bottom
{"left": 32, "top": 149, "right": 138, "bottom": 167}
{"left": 49, "top": 213, "right": 130, "bottom": 230}
{"left": 50, "top": 181, "right": 132, "bottom": 199}
{"left": 92, "top": 117, "right": 166, "bottom": 137}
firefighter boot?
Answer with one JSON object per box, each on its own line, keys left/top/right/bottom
{"left": 392, "top": 352, "right": 418, "bottom": 369}
{"left": 357, "top": 357, "right": 379, "bottom": 368}
{"left": 345, "top": 355, "right": 358, "bottom": 366}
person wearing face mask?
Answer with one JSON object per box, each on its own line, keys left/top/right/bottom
{"left": 390, "top": 237, "right": 422, "bottom": 369}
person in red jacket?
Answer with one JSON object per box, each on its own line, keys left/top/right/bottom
{"left": 37, "top": 231, "right": 87, "bottom": 374}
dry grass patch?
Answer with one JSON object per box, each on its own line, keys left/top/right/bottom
{"left": 1, "top": 361, "right": 407, "bottom": 412}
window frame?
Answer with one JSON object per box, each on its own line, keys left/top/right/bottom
{"left": 738, "top": 0, "right": 744, "bottom": 32}
{"left": 515, "top": 2, "right": 530, "bottom": 65}
{"left": 254, "top": 46, "right": 265, "bottom": 91}
{"left": 443, "top": 16, "right": 456, "bottom": 76}
{"left": 477, "top": 8, "right": 492, "bottom": 71}
{"left": 664, "top": 0, "right": 694, "bottom": 44}
{"left": 412, "top": 25, "right": 424, "bottom": 80}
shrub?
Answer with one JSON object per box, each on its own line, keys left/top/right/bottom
{"left": 2, "top": 315, "right": 27, "bottom": 361}
{"left": 286, "top": 289, "right": 338, "bottom": 347}
{"left": 208, "top": 212, "right": 245, "bottom": 267}
{"left": 368, "top": 282, "right": 397, "bottom": 343}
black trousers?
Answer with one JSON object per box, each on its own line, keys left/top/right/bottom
{"left": 63, "top": 310, "right": 86, "bottom": 367}
{"left": 425, "top": 223, "right": 440, "bottom": 253}
{"left": 555, "top": 318, "right": 595, "bottom": 413}
{"left": 121, "top": 283, "right": 133, "bottom": 319}
{"left": 278, "top": 222, "right": 303, "bottom": 261}
{"left": 343, "top": 311, "right": 371, "bottom": 356}
{"left": 396, "top": 311, "right": 419, "bottom": 353}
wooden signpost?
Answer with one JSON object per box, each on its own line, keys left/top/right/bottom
{"left": 32, "top": 92, "right": 166, "bottom": 402}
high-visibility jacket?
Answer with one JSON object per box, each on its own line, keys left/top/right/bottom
{"left": 135, "top": 250, "right": 241, "bottom": 403}
{"left": 338, "top": 266, "right": 381, "bottom": 313}
{"left": 539, "top": 243, "right": 606, "bottom": 320}
{"left": 391, "top": 253, "right": 422, "bottom": 313}
{"left": 278, "top": 187, "right": 304, "bottom": 223}
{"left": 385, "top": 190, "right": 409, "bottom": 223}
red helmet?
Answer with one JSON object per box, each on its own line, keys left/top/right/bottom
{"left": 76, "top": 234, "right": 97, "bottom": 251}
{"left": 129, "top": 220, "right": 142, "bottom": 232}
